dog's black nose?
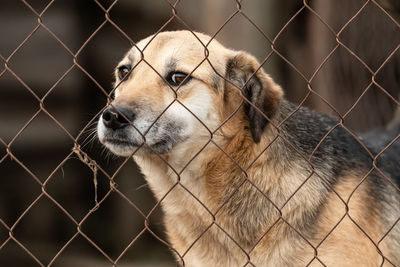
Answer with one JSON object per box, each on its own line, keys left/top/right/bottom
{"left": 102, "top": 106, "right": 135, "bottom": 130}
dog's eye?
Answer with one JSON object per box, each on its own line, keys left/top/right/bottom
{"left": 118, "top": 66, "right": 131, "bottom": 80}
{"left": 167, "top": 72, "right": 190, "bottom": 86}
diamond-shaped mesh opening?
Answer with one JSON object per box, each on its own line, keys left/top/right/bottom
{"left": 0, "top": 240, "right": 43, "bottom": 267}
{"left": 42, "top": 66, "right": 110, "bottom": 138}
{"left": 0, "top": 1, "right": 38, "bottom": 57}
{"left": 344, "top": 82, "right": 399, "bottom": 130}
{"left": 310, "top": 0, "right": 369, "bottom": 32}
{"left": 1, "top": 0, "right": 400, "bottom": 266}
{"left": 110, "top": 159, "right": 156, "bottom": 213}
{"left": 0, "top": 73, "right": 39, "bottom": 144}
{"left": 178, "top": 0, "right": 238, "bottom": 31}
{"left": 40, "top": 0, "right": 108, "bottom": 53}
{"left": 108, "top": 0, "right": 180, "bottom": 38}
{"left": 208, "top": 12, "right": 274, "bottom": 63}
{"left": 9, "top": 112, "right": 75, "bottom": 180}
{"left": 338, "top": 2, "right": 400, "bottom": 70}
{"left": 44, "top": 158, "right": 104, "bottom": 221}
{"left": 80, "top": 193, "right": 147, "bottom": 258}
{"left": 11, "top": 196, "right": 78, "bottom": 265}
{"left": 0, "top": 157, "right": 41, "bottom": 226}
{"left": 5, "top": 27, "right": 76, "bottom": 98}
{"left": 74, "top": 23, "right": 133, "bottom": 83}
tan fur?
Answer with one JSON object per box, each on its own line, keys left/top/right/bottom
{"left": 98, "top": 31, "right": 400, "bottom": 266}
{"left": 313, "top": 171, "right": 383, "bottom": 266}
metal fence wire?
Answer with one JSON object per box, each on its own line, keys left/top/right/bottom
{"left": 1, "top": 0, "right": 400, "bottom": 266}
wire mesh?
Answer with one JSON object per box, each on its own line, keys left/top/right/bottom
{"left": 0, "top": 0, "right": 399, "bottom": 266}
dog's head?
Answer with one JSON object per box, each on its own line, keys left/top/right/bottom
{"left": 97, "top": 31, "right": 283, "bottom": 157}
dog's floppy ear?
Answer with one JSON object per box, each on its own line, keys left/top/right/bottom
{"left": 225, "top": 52, "right": 283, "bottom": 143}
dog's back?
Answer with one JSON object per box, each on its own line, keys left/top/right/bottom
{"left": 356, "top": 108, "right": 400, "bottom": 265}
{"left": 362, "top": 107, "right": 400, "bottom": 185}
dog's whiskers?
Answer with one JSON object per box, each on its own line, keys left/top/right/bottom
{"left": 79, "top": 127, "right": 98, "bottom": 149}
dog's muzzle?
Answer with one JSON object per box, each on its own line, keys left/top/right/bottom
{"left": 98, "top": 104, "right": 183, "bottom": 155}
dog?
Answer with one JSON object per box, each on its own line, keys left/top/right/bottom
{"left": 97, "top": 30, "right": 400, "bottom": 266}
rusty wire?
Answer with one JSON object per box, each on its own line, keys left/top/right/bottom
{"left": 0, "top": 0, "right": 399, "bottom": 266}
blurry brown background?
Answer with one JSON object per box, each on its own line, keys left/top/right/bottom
{"left": 0, "top": 0, "right": 399, "bottom": 266}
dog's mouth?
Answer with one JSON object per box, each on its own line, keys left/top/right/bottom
{"left": 103, "top": 138, "right": 139, "bottom": 148}
{"left": 103, "top": 138, "right": 140, "bottom": 147}
{"left": 100, "top": 136, "right": 140, "bottom": 156}
{"left": 101, "top": 132, "right": 177, "bottom": 156}
{"left": 97, "top": 112, "right": 185, "bottom": 156}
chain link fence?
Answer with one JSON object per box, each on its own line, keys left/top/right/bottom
{"left": 1, "top": 0, "right": 399, "bottom": 266}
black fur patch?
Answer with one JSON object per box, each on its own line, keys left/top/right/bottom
{"left": 243, "top": 73, "right": 268, "bottom": 143}
{"left": 226, "top": 56, "right": 270, "bottom": 143}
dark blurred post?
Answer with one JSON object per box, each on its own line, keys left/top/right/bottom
{"left": 308, "top": 0, "right": 400, "bottom": 131}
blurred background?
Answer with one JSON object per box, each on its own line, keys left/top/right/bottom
{"left": 0, "top": 0, "right": 399, "bottom": 266}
